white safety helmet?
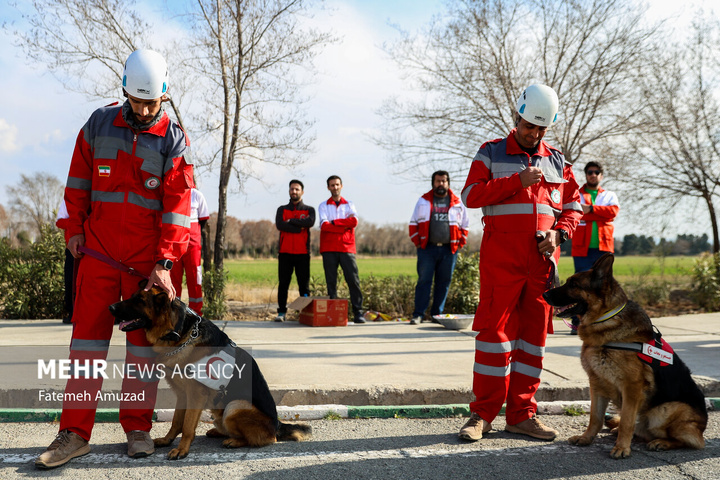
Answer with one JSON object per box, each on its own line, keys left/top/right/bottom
{"left": 122, "top": 49, "right": 168, "bottom": 100}
{"left": 516, "top": 84, "right": 559, "bottom": 127}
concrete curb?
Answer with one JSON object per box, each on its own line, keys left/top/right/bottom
{"left": 2, "top": 398, "right": 717, "bottom": 423}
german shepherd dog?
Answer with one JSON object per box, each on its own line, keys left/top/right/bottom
{"left": 543, "top": 254, "right": 707, "bottom": 458}
{"left": 109, "top": 283, "right": 311, "bottom": 460}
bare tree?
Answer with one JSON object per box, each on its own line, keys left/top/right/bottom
{"left": 7, "top": 0, "right": 188, "bottom": 126}
{"left": 5, "top": 172, "right": 65, "bottom": 235}
{"left": 7, "top": 0, "right": 332, "bottom": 272}
{"left": 376, "top": 0, "right": 661, "bottom": 181}
{"left": 618, "top": 11, "right": 720, "bottom": 252}
{"left": 187, "top": 0, "right": 332, "bottom": 270}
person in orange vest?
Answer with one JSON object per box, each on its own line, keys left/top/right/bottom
{"left": 569, "top": 162, "right": 619, "bottom": 332}
{"left": 36, "top": 49, "right": 192, "bottom": 469}
{"left": 459, "top": 84, "right": 582, "bottom": 442}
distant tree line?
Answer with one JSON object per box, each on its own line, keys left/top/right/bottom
{"left": 560, "top": 234, "right": 712, "bottom": 257}
{"left": 203, "top": 213, "right": 483, "bottom": 259}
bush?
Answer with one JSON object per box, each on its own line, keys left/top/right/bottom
{"left": 310, "top": 272, "right": 416, "bottom": 317}
{"left": 691, "top": 252, "right": 720, "bottom": 311}
{"left": 307, "top": 251, "right": 480, "bottom": 318}
{"left": 444, "top": 251, "right": 480, "bottom": 315}
{"left": 0, "top": 224, "right": 65, "bottom": 319}
{"left": 203, "top": 266, "right": 228, "bottom": 320}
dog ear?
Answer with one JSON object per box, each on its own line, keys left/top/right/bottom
{"left": 153, "top": 289, "right": 170, "bottom": 311}
{"left": 138, "top": 279, "right": 149, "bottom": 290}
{"left": 591, "top": 253, "right": 615, "bottom": 288}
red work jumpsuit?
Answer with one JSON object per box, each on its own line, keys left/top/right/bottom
{"left": 461, "top": 130, "right": 582, "bottom": 426}
{"left": 61, "top": 103, "right": 193, "bottom": 440}
{"left": 171, "top": 188, "right": 209, "bottom": 314}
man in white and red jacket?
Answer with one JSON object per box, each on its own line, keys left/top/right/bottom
{"left": 570, "top": 161, "right": 619, "bottom": 330}
{"left": 171, "top": 187, "right": 210, "bottom": 314}
{"left": 408, "top": 171, "right": 469, "bottom": 324}
{"left": 318, "top": 175, "right": 365, "bottom": 323}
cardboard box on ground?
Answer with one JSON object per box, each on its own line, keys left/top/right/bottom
{"left": 287, "top": 297, "right": 348, "bottom": 327}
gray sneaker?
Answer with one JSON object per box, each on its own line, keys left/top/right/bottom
{"left": 127, "top": 430, "right": 155, "bottom": 458}
{"left": 35, "top": 429, "right": 90, "bottom": 469}
{"left": 458, "top": 412, "right": 492, "bottom": 441}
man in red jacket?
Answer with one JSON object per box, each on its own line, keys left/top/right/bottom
{"left": 36, "top": 49, "right": 192, "bottom": 469}
{"left": 570, "top": 161, "right": 619, "bottom": 331}
{"left": 275, "top": 179, "right": 316, "bottom": 322}
{"left": 459, "top": 84, "right": 582, "bottom": 442}
{"left": 318, "top": 175, "right": 365, "bottom": 323}
{"left": 408, "top": 171, "right": 469, "bottom": 324}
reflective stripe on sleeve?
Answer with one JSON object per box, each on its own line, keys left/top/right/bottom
{"left": 67, "top": 177, "right": 92, "bottom": 191}
{"left": 163, "top": 212, "right": 191, "bottom": 228}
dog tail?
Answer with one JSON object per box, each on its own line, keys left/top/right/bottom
{"left": 277, "top": 421, "right": 312, "bottom": 442}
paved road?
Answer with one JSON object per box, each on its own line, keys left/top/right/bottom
{"left": 2, "top": 412, "right": 718, "bottom": 479}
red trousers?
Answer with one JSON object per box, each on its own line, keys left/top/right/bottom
{"left": 171, "top": 244, "right": 203, "bottom": 314}
{"left": 470, "top": 230, "right": 554, "bottom": 425}
{"left": 59, "top": 256, "right": 158, "bottom": 441}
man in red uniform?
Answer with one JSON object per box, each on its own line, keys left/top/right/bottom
{"left": 459, "top": 85, "right": 582, "bottom": 442}
{"left": 274, "top": 179, "right": 315, "bottom": 322}
{"left": 36, "top": 49, "right": 193, "bottom": 469}
{"left": 171, "top": 187, "right": 210, "bottom": 315}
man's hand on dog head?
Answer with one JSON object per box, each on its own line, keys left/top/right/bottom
{"left": 146, "top": 264, "right": 176, "bottom": 301}
{"left": 537, "top": 229, "right": 561, "bottom": 257}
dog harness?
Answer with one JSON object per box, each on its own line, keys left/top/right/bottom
{"left": 604, "top": 327, "right": 674, "bottom": 367}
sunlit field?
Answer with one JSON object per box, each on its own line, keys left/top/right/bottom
{"left": 225, "top": 255, "right": 698, "bottom": 287}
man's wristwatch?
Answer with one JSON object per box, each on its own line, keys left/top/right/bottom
{"left": 557, "top": 229, "right": 569, "bottom": 244}
{"left": 156, "top": 259, "right": 173, "bottom": 270}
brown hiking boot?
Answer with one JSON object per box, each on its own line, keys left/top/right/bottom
{"left": 505, "top": 414, "right": 558, "bottom": 441}
{"left": 35, "top": 429, "right": 90, "bottom": 469}
{"left": 127, "top": 430, "right": 155, "bottom": 458}
{"left": 458, "top": 412, "right": 492, "bottom": 441}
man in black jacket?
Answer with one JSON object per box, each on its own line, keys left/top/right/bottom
{"left": 274, "top": 180, "right": 315, "bottom": 321}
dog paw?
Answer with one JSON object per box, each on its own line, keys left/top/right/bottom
{"left": 610, "top": 445, "right": 631, "bottom": 459}
{"left": 153, "top": 437, "right": 173, "bottom": 447}
{"left": 568, "top": 435, "right": 593, "bottom": 446}
{"left": 206, "top": 428, "right": 226, "bottom": 438}
{"left": 167, "top": 448, "right": 189, "bottom": 460}
{"left": 222, "top": 438, "right": 247, "bottom": 448}
{"left": 647, "top": 439, "right": 671, "bottom": 451}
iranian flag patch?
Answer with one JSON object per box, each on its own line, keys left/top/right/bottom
{"left": 98, "top": 165, "right": 111, "bottom": 177}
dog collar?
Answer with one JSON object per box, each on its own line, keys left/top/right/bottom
{"left": 593, "top": 302, "right": 627, "bottom": 324}
{"left": 164, "top": 319, "right": 201, "bottom": 357}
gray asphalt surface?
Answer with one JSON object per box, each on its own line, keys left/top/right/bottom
{"left": 1, "top": 412, "right": 718, "bottom": 479}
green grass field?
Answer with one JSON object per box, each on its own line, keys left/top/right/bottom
{"left": 225, "top": 255, "right": 698, "bottom": 286}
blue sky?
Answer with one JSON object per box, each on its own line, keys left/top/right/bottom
{"left": 0, "top": 0, "right": 710, "bottom": 240}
